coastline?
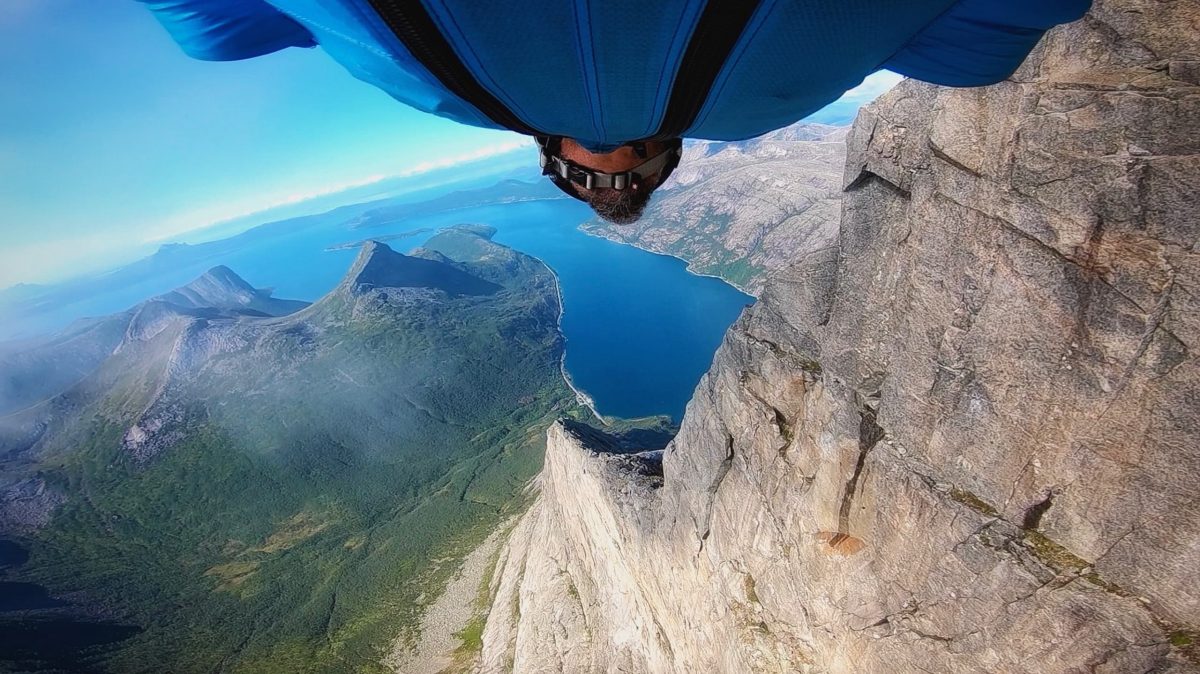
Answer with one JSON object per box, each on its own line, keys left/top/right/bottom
{"left": 575, "top": 224, "right": 760, "bottom": 298}
{"left": 540, "top": 258, "right": 609, "bottom": 425}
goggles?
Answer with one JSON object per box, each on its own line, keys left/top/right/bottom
{"left": 537, "top": 136, "right": 682, "bottom": 202}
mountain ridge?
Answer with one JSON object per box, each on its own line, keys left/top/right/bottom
{"left": 339, "top": 239, "right": 502, "bottom": 298}
{"left": 0, "top": 266, "right": 309, "bottom": 420}
{"left": 151, "top": 264, "right": 308, "bottom": 316}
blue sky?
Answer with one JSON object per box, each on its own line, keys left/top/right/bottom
{"left": 0, "top": 2, "right": 901, "bottom": 290}
{"left": 0, "top": 1, "right": 520, "bottom": 288}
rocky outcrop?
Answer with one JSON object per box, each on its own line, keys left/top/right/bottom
{"left": 582, "top": 123, "right": 847, "bottom": 292}
{"left": 0, "top": 477, "right": 65, "bottom": 534}
{"left": 478, "top": 1, "right": 1200, "bottom": 671}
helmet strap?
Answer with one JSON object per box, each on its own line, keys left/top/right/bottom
{"left": 537, "top": 136, "right": 682, "bottom": 201}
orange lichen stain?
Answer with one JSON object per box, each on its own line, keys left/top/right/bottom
{"left": 816, "top": 531, "right": 866, "bottom": 556}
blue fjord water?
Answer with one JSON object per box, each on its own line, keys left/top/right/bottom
{"left": 424, "top": 199, "right": 753, "bottom": 421}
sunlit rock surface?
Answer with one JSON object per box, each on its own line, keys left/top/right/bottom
{"left": 477, "top": 0, "right": 1200, "bottom": 671}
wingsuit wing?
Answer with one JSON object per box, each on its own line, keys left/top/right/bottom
{"left": 882, "top": 0, "right": 1093, "bottom": 86}
{"left": 136, "top": 0, "right": 1093, "bottom": 146}
{"left": 137, "top": 0, "right": 315, "bottom": 61}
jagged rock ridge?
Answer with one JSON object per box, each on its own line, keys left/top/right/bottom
{"left": 340, "top": 239, "right": 502, "bottom": 297}
{"left": 476, "top": 1, "right": 1200, "bottom": 672}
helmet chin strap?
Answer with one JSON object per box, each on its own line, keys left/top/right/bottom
{"left": 537, "top": 136, "right": 682, "bottom": 201}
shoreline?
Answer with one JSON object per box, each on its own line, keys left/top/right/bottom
{"left": 575, "top": 224, "right": 760, "bottom": 298}
{"left": 540, "top": 258, "right": 608, "bottom": 425}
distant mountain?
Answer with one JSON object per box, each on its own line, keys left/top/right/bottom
{"left": 151, "top": 265, "right": 308, "bottom": 316}
{"left": 347, "top": 179, "right": 564, "bottom": 229}
{"left": 341, "top": 240, "right": 502, "bottom": 296}
{"left": 0, "top": 283, "right": 47, "bottom": 308}
{"left": 0, "top": 313, "right": 132, "bottom": 419}
{"left": 0, "top": 175, "right": 554, "bottom": 342}
{"left": 582, "top": 122, "right": 847, "bottom": 292}
{"left": 0, "top": 268, "right": 306, "bottom": 417}
{"left": 0, "top": 190, "right": 430, "bottom": 342}
{"left": 0, "top": 226, "right": 580, "bottom": 672}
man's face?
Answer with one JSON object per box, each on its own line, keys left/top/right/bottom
{"left": 559, "top": 138, "right": 673, "bottom": 225}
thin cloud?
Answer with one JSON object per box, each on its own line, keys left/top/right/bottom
{"left": 0, "top": 231, "right": 148, "bottom": 289}
{"left": 395, "top": 138, "right": 532, "bottom": 177}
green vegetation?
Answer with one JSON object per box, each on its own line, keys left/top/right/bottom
{"left": 705, "top": 256, "right": 763, "bottom": 290}
{"left": 6, "top": 230, "right": 582, "bottom": 673}
{"left": 453, "top": 613, "right": 486, "bottom": 662}
{"left": 743, "top": 574, "right": 760, "bottom": 605}
{"left": 948, "top": 487, "right": 1000, "bottom": 519}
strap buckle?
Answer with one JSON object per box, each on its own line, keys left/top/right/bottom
{"left": 537, "top": 136, "right": 681, "bottom": 194}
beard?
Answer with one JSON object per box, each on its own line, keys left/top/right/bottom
{"left": 585, "top": 176, "right": 659, "bottom": 225}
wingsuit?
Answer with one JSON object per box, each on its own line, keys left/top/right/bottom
{"left": 140, "top": 0, "right": 1091, "bottom": 214}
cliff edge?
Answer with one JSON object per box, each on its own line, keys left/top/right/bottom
{"left": 476, "top": 0, "right": 1199, "bottom": 671}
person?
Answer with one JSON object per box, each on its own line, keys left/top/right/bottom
{"left": 140, "top": 0, "right": 1091, "bottom": 224}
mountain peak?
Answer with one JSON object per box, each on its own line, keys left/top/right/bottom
{"left": 341, "top": 240, "right": 501, "bottom": 297}
{"left": 153, "top": 267, "right": 307, "bottom": 317}
{"left": 196, "top": 265, "right": 256, "bottom": 293}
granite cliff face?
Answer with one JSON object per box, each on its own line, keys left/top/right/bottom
{"left": 476, "top": 1, "right": 1200, "bottom": 671}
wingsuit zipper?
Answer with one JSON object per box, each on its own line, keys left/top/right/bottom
{"left": 652, "top": 0, "right": 763, "bottom": 140}
{"left": 366, "top": 0, "right": 542, "bottom": 136}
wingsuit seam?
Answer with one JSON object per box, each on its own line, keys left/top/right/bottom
{"left": 423, "top": 0, "right": 543, "bottom": 132}
{"left": 685, "top": 0, "right": 776, "bottom": 136}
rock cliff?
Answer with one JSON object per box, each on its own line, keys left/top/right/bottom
{"left": 476, "top": 0, "right": 1200, "bottom": 671}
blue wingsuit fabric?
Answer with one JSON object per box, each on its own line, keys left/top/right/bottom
{"left": 138, "top": 0, "right": 1090, "bottom": 150}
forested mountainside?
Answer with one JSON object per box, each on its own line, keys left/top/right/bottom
{"left": 0, "top": 227, "right": 581, "bottom": 673}
{"left": 582, "top": 123, "right": 847, "bottom": 292}
{"left": 476, "top": 0, "right": 1200, "bottom": 671}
